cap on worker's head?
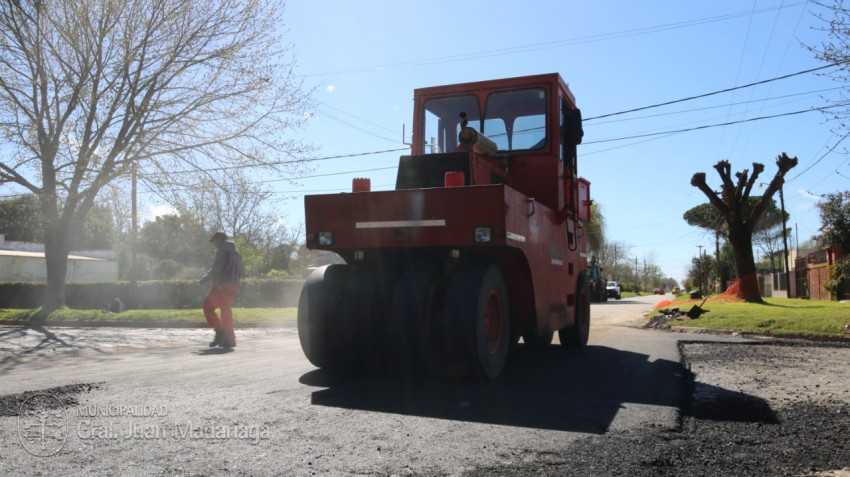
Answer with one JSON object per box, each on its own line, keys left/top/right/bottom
{"left": 209, "top": 231, "right": 227, "bottom": 242}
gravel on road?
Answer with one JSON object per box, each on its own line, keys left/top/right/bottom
{"left": 466, "top": 340, "right": 850, "bottom": 477}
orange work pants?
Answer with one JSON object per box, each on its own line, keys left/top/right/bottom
{"left": 203, "top": 285, "right": 238, "bottom": 345}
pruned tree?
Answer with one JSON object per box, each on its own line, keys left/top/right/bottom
{"left": 0, "top": 0, "right": 314, "bottom": 309}
{"left": 690, "top": 154, "right": 798, "bottom": 302}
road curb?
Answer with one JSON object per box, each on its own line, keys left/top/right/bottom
{"left": 0, "top": 320, "right": 296, "bottom": 329}
{"left": 669, "top": 325, "right": 850, "bottom": 343}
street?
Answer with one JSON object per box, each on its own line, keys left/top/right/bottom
{"left": 1, "top": 296, "right": 847, "bottom": 476}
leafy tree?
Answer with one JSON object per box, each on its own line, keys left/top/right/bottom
{"left": 690, "top": 154, "right": 798, "bottom": 302}
{"left": 0, "top": 195, "right": 116, "bottom": 248}
{"left": 232, "top": 236, "right": 266, "bottom": 278}
{"left": 0, "top": 0, "right": 314, "bottom": 310}
{"left": 585, "top": 202, "right": 605, "bottom": 257}
{"left": 139, "top": 214, "right": 209, "bottom": 268}
{"left": 663, "top": 277, "right": 680, "bottom": 291}
{"left": 816, "top": 191, "right": 850, "bottom": 299}
{"left": 817, "top": 191, "right": 850, "bottom": 251}
{"left": 80, "top": 205, "right": 118, "bottom": 250}
{"left": 684, "top": 198, "right": 784, "bottom": 237}
{"left": 0, "top": 195, "right": 43, "bottom": 242}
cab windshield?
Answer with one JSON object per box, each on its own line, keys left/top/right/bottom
{"left": 422, "top": 88, "right": 546, "bottom": 154}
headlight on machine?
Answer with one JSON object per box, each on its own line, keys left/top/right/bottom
{"left": 474, "top": 227, "right": 493, "bottom": 243}
{"left": 317, "top": 231, "right": 333, "bottom": 246}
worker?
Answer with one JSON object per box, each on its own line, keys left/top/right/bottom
{"left": 200, "top": 232, "right": 242, "bottom": 349}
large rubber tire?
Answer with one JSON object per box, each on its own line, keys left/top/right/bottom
{"left": 445, "top": 264, "right": 511, "bottom": 380}
{"left": 559, "top": 273, "right": 591, "bottom": 348}
{"left": 340, "top": 266, "right": 387, "bottom": 368}
{"left": 390, "top": 264, "right": 436, "bottom": 373}
{"left": 297, "top": 264, "right": 348, "bottom": 369}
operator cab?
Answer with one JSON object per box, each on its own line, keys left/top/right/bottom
{"left": 421, "top": 87, "right": 547, "bottom": 154}
{"left": 398, "top": 73, "right": 584, "bottom": 217}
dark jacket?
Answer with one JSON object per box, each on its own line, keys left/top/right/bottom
{"left": 200, "top": 241, "right": 242, "bottom": 287}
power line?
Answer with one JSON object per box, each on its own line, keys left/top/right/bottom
{"left": 590, "top": 86, "right": 841, "bottom": 125}
{"left": 144, "top": 147, "right": 409, "bottom": 176}
{"left": 583, "top": 62, "right": 841, "bottom": 121}
{"left": 299, "top": 2, "right": 806, "bottom": 78}
{"left": 787, "top": 130, "right": 850, "bottom": 182}
{"left": 138, "top": 166, "right": 400, "bottom": 194}
{"left": 583, "top": 105, "right": 840, "bottom": 145}
{"left": 317, "top": 107, "right": 401, "bottom": 143}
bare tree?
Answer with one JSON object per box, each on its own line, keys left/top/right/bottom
{"left": 173, "top": 170, "right": 288, "bottom": 247}
{"left": 690, "top": 154, "right": 798, "bottom": 302}
{"left": 810, "top": 1, "right": 850, "bottom": 146}
{"left": 597, "top": 239, "right": 631, "bottom": 281}
{"left": 0, "top": 0, "right": 314, "bottom": 309}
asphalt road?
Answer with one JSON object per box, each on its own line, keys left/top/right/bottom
{"left": 0, "top": 295, "right": 748, "bottom": 475}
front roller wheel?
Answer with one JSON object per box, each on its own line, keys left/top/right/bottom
{"left": 445, "top": 264, "right": 511, "bottom": 380}
{"left": 390, "top": 264, "right": 436, "bottom": 373}
{"left": 559, "top": 273, "right": 591, "bottom": 348}
{"left": 297, "top": 264, "right": 348, "bottom": 369}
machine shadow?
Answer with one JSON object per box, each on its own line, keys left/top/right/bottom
{"left": 300, "top": 344, "right": 690, "bottom": 434}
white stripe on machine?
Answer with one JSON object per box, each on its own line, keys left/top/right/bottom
{"left": 506, "top": 232, "right": 526, "bottom": 243}
{"left": 356, "top": 219, "right": 446, "bottom": 229}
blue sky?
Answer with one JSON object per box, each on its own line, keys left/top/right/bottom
{"left": 267, "top": 0, "right": 847, "bottom": 283}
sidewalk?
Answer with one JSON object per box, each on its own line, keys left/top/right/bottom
{"left": 0, "top": 319, "right": 296, "bottom": 329}
{"left": 0, "top": 325, "right": 296, "bottom": 368}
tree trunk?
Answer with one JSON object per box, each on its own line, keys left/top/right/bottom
{"left": 43, "top": 224, "right": 71, "bottom": 311}
{"left": 729, "top": 227, "right": 763, "bottom": 303}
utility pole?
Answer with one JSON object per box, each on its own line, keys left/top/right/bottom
{"left": 715, "top": 230, "right": 721, "bottom": 292}
{"left": 697, "top": 245, "right": 704, "bottom": 294}
{"left": 130, "top": 164, "right": 138, "bottom": 305}
{"left": 778, "top": 185, "right": 791, "bottom": 296}
{"left": 634, "top": 257, "right": 639, "bottom": 295}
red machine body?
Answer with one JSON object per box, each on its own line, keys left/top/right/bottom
{"left": 300, "top": 73, "right": 591, "bottom": 379}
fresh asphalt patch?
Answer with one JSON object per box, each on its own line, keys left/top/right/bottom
{"left": 464, "top": 340, "right": 850, "bottom": 477}
{"left": 0, "top": 383, "right": 102, "bottom": 417}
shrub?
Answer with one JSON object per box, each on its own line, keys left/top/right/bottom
{"left": 0, "top": 278, "right": 305, "bottom": 309}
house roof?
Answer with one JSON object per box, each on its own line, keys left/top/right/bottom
{"left": 0, "top": 249, "right": 107, "bottom": 261}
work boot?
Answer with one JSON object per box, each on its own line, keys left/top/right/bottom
{"left": 221, "top": 333, "right": 236, "bottom": 349}
{"left": 209, "top": 330, "right": 224, "bottom": 348}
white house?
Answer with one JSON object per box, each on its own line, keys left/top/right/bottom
{"left": 0, "top": 234, "right": 118, "bottom": 282}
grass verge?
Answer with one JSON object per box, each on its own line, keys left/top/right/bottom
{"left": 654, "top": 297, "right": 850, "bottom": 338}
{"left": 0, "top": 307, "right": 297, "bottom": 324}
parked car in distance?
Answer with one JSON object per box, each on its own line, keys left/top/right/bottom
{"left": 606, "top": 281, "right": 622, "bottom": 300}
{"left": 653, "top": 288, "right": 665, "bottom": 295}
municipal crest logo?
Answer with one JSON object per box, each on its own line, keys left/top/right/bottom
{"left": 18, "top": 393, "right": 68, "bottom": 457}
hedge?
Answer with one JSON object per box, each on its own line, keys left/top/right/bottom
{"left": 0, "top": 278, "right": 305, "bottom": 310}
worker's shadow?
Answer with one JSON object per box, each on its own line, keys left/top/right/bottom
{"left": 299, "top": 344, "right": 776, "bottom": 434}
{"left": 195, "top": 347, "right": 235, "bottom": 356}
